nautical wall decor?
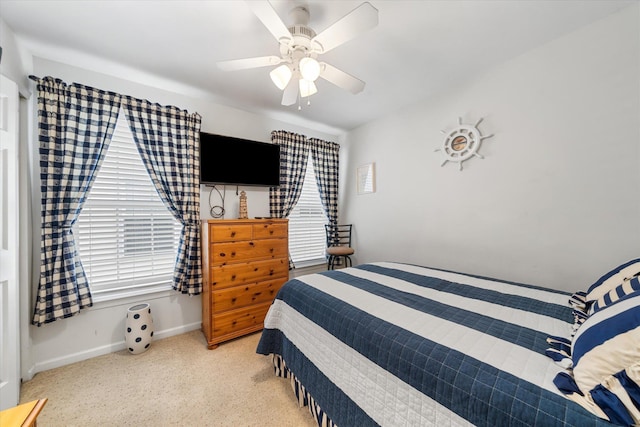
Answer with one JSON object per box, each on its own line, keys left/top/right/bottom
{"left": 436, "top": 117, "right": 493, "bottom": 171}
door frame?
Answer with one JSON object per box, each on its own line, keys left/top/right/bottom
{"left": 0, "top": 73, "right": 21, "bottom": 409}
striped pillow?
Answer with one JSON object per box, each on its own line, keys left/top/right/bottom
{"left": 586, "top": 258, "right": 640, "bottom": 302}
{"left": 590, "top": 276, "right": 640, "bottom": 314}
{"left": 570, "top": 292, "right": 640, "bottom": 425}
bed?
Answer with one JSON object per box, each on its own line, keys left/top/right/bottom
{"left": 256, "top": 262, "right": 629, "bottom": 426}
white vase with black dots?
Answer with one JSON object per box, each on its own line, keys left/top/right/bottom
{"left": 125, "top": 303, "right": 154, "bottom": 354}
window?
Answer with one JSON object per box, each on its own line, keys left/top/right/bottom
{"left": 75, "top": 112, "right": 182, "bottom": 300}
{"left": 288, "top": 155, "right": 327, "bottom": 267}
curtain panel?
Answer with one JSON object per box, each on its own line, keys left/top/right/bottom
{"left": 269, "top": 130, "right": 311, "bottom": 219}
{"left": 33, "top": 77, "right": 122, "bottom": 326}
{"left": 269, "top": 131, "right": 340, "bottom": 269}
{"left": 122, "top": 98, "right": 203, "bottom": 295}
{"left": 309, "top": 138, "right": 340, "bottom": 229}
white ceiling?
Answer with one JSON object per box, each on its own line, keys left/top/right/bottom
{"left": 1, "top": 0, "right": 634, "bottom": 133}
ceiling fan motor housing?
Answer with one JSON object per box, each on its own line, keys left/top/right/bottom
{"left": 281, "top": 25, "right": 317, "bottom": 58}
{"left": 279, "top": 6, "right": 320, "bottom": 60}
{"left": 288, "top": 24, "right": 316, "bottom": 40}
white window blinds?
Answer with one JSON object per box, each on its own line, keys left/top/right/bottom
{"left": 75, "top": 112, "right": 182, "bottom": 299}
{"left": 288, "top": 155, "right": 327, "bottom": 266}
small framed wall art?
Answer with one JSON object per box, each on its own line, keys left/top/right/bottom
{"left": 357, "top": 162, "right": 376, "bottom": 194}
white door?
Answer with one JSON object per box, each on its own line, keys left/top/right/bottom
{"left": 0, "top": 74, "right": 21, "bottom": 409}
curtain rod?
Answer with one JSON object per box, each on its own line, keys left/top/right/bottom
{"left": 28, "top": 75, "right": 40, "bottom": 82}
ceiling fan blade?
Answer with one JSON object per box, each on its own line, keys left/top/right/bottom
{"left": 311, "top": 2, "right": 378, "bottom": 54}
{"left": 319, "top": 62, "right": 365, "bottom": 94}
{"left": 217, "top": 56, "right": 282, "bottom": 71}
{"left": 246, "top": 1, "right": 292, "bottom": 43}
{"left": 281, "top": 78, "right": 298, "bottom": 106}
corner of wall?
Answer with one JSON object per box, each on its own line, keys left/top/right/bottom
{"left": 0, "top": 17, "right": 34, "bottom": 96}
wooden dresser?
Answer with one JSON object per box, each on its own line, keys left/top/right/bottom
{"left": 201, "top": 218, "right": 289, "bottom": 349}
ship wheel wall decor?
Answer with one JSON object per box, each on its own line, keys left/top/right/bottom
{"left": 436, "top": 117, "right": 494, "bottom": 171}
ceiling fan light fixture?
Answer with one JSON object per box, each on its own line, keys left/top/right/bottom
{"left": 219, "top": 1, "right": 379, "bottom": 107}
{"left": 299, "top": 57, "right": 320, "bottom": 82}
{"left": 270, "top": 64, "right": 292, "bottom": 90}
{"left": 299, "top": 79, "right": 318, "bottom": 98}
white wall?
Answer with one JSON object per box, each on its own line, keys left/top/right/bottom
{"left": 0, "top": 17, "right": 32, "bottom": 95}
{"left": 20, "top": 57, "right": 340, "bottom": 376}
{"left": 342, "top": 4, "right": 640, "bottom": 292}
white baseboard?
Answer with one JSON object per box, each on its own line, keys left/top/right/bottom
{"left": 152, "top": 321, "right": 202, "bottom": 341}
{"left": 22, "top": 365, "right": 38, "bottom": 384}
{"left": 30, "top": 322, "right": 202, "bottom": 375}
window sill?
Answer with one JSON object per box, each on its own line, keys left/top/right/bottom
{"left": 291, "top": 261, "right": 327, "bottom": 278}
{"left": 90, "top": 283, "right": 176, "bottom": 310}
{"left": 293, "top": 258, "right": 326, "bottom": 269}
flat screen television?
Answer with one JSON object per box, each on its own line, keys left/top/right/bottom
{"left": 199, "top": 132, "right": 280, "bottom": 187}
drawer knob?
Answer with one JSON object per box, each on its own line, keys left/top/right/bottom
{"left": 219, "top": 252, "right": 226, "bottom": 257}
{"left": 231, "top": 231, "right": 236, "bottom": 237}
{"left": 249, "top": 242, "right": 255, "bottom": 246}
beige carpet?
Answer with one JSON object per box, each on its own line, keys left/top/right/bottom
{"left": 19, "top": 330, "right": 316, "bottom": 426}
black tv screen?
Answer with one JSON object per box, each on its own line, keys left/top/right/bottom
{"left": 199, "top": 132, "right": 280, "bottom": 187}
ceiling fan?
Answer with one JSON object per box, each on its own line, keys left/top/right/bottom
{"left": 217, "top": 1, "right": 378, "bottom": 107}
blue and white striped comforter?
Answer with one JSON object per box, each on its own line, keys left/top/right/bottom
{"left": 257, "top": 262, "right": 614, "bottom": 427}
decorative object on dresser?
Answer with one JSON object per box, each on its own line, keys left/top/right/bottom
{"left": 238, "top": 191, "right": 248, "bottom": 219}
{"left": 201, "top": 218, "right": 288, "bottom": 349}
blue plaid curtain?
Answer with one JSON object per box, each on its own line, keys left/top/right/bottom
{"left": 122, "top": 98, "right": 203, "bottom": 295}
{"left": 309, "top": 138, "right": 339, "bottom": 229}
{"left": 269, "top": 130, "right": 310, "bottom": 219}
{"left": 33, "top": 77, "right": 122, "bottom": 326}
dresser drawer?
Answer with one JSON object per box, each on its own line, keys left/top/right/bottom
{"left": 210, "top": 258, "right": 288, "bottom": 289}
{"left": 253, "top": 222, "right": 288, "bottom": 239}
{"left": 213, "top": 278, "right": 287, "bottom": 312}
{"left": 209, "top": 224, "right": 252, "bottom": 242}
{"left": 211, "top": 239, "right": 288, "bottom": 264}
{"left": 212, "top": 302, "right": 272, "bottom": 338}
